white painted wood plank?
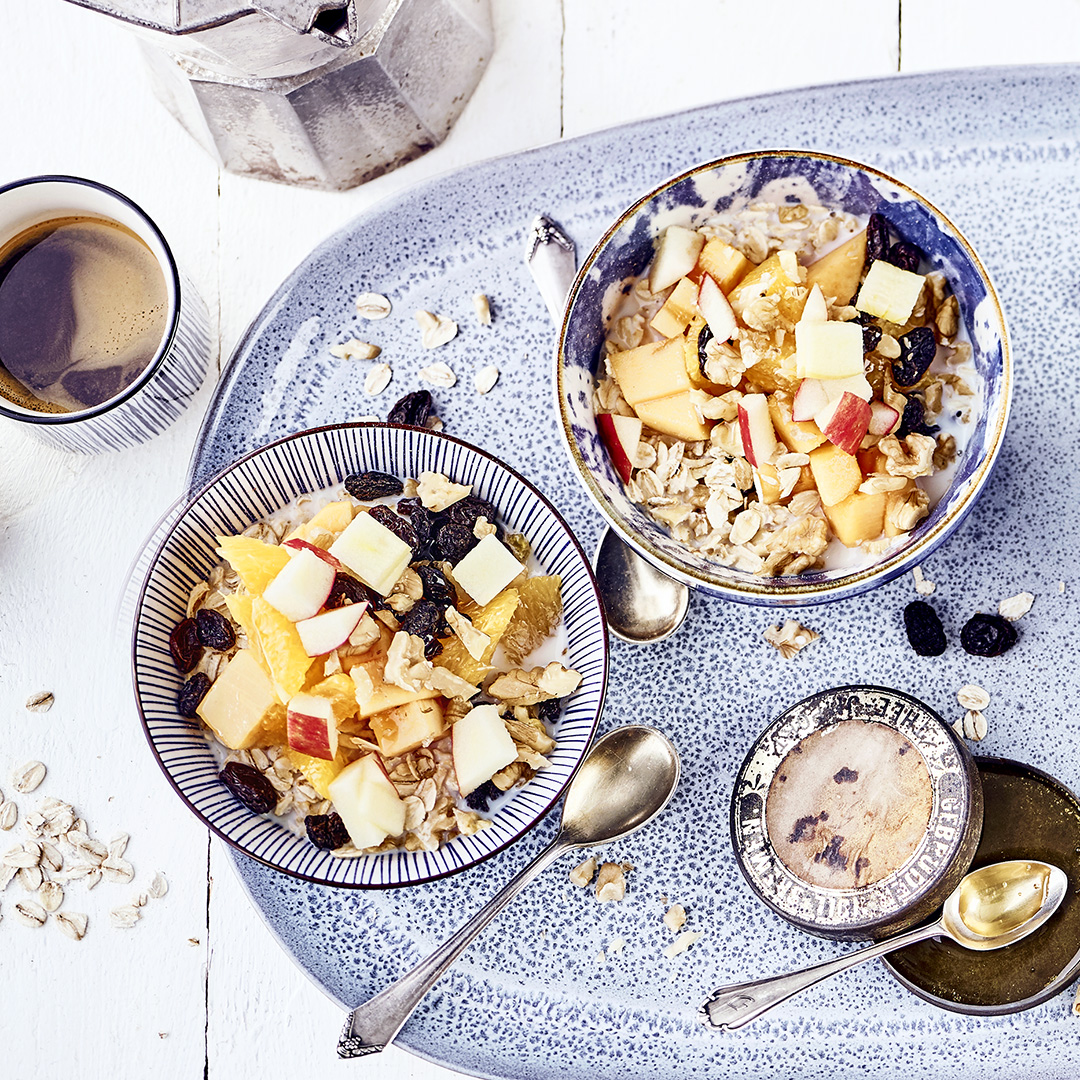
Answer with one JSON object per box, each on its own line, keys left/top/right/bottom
{"left": 562, "top": 0, "right": 900, "bottom": 140}
{"left": 902, "top": 0, "right": 1080, "bottom": 69}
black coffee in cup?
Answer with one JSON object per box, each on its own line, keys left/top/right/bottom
{"left": 0, "top": 215, "right": 168, "bottom": 413}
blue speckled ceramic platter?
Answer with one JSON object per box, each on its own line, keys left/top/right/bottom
{"left": 190, "top": 66, "right": 1080, "bottom": 1080}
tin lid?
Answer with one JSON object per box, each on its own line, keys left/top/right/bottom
{"left": 731, "top": 686, "right": 983, "bottom": 941}
{"left": 64, "top": 0, "right": 355, "bottom": 36}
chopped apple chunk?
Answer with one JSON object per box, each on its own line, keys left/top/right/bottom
{"left": 197, "top": 650, "right": 283, "bottom": 750}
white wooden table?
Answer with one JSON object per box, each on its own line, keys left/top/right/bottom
{"left": 2, "top": 2, "right": 1077, "bottom": 1076}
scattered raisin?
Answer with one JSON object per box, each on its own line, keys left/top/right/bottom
{"left": 697, "top": 322, "right": 714, "bottom": 376}
{"left": 169, "top": 618, "right": 202, "bottom": 674}
{"left": 388, "top": 390, "right": 434, "bottom": 427}
{"left": 401, "top": 599, "right": 441, "bottom": 640}
{"left": 434, "top": 521, "right": 475, "bottom": 563}
{"left": 325, "top": 572, "right": 376, "bottom": 611}
{"left": 536, "top": 698, "right": 562, "bottom": 724}
{"left": 305, "top": 812, "right": 351, "bottom": 850}
{"left": 892, "top": 326, "right": 937, "bottom": 388}
{"left": 960, "top": 613, "right": 1018, "bottom": 657}
{"left": 887, "top": 241, "right": 923, "bottom": 273}
{"left": 369, "top": 504, "right": 418, "bottom": 551}
{"left": 195, "top": 608, "right": 236, "bottom": 651}
{"left": 464, "top": 779, "right": 500, "bottom": 812}
{"left": 903, "top": 600, "right": 947, "bottom": 656}
{"left": 344, "top": 471, "right": 404, "bottom": 501}
{"left": 896, "top": 397, "right": 939, "bottom": 439}
{"left": 177, "top": 672, "right": 211, "bottom": 718}
{"left": 865, "top": 213, "right": 890, "bottom": 267}
{"left": 862, "top": 324, "right": 883, "bottom": 354}
{"left": 219, "top": 762, "right": 277, "bottom": 814}
{"left": 414, "top": 563, "right": 455, "bottom": 608}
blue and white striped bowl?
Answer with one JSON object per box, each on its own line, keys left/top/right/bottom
{"left": 130, "top": 423, "right": 608, "bottom": 887}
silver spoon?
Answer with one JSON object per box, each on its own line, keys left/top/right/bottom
{"left": 338, "top": 724, "right": 681, "bottom": 1057}
{"left": 702, "top": 859, "right": 1069, "bottom": 1030}
{"left": 525, "top": 213, "right": 691, "bottom": 645}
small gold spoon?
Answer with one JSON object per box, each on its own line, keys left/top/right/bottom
{"left": 702, "top": 859, "right": 1068, "bottom": 1030}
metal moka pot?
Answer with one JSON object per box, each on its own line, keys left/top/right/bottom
{"left": 65, "top": 0, "right": 493, "bottom": 190}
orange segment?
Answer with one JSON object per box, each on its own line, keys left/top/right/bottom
{"left": 223, "top": 594, "right": 265, "bottom": 668}
{"left": 251, "top": 596, "right": 314, "bottom": 699}
{"left": 306, "top": 673, "right": 360, "bottom": 722}
{"left": 215, "top": 535, "right": 290, "bottom": 595}
{"left": 500, "top": 576, "right": 563, "bottom": 665}
{"left": 439, "top": 587, "right": 520, "bottom": 684}
{"left": 285, "top": 748, "right": 345, "bottom": 801}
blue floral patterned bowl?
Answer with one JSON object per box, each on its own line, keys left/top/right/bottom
{"left": 556, "top": 150, "right": 1011, "bottom": 606}
{"left": 130, "top": 423, "right": 607, "bottom": 887}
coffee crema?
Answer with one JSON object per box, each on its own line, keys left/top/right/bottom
{"left": 0, "top": 215, "right": 168, "bottom": 413}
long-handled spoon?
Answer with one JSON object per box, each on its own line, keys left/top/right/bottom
{"left": 525, "top": 214, "right": 690, "bottom": 645}
{"left": 701, "top": 859, "right": 1068, "bottom": 1030}
{"left": 338, "top": 724, "right": 681, "bottom": 1057}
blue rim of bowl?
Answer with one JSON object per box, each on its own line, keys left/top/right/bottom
{"left": 130, "top": 422, "right": 609, "bottom": 888}
{"left": 555, "top": 148, "right": 1013, "bottom": 604}
{"left": 0, "top": 174, "right": 182, "bottom": 426}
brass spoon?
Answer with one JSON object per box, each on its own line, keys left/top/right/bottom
{"left": 702, "top": 859, "right": 1069, "bottom": 1030}
{"left": 338, "top": 724, "right": 681, "bottom": 1057}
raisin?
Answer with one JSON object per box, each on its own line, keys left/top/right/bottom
{"left": 195, "top": 608, "right": 236, "bottom": 651}
{"left": 344, "top": 471, "right": 404, "bottom": 501}
{"left": 697, "top": 322, "right": 714, "bottom": 376}
{"left": 861, "top": 324, "right": 882, "bottom": 354}
{"left": 960, "top": 613, "right": 1018, "bottom": 657}
{"left": 388, "top": 390, "right": 434, "bottom": 427}
{"left": 397, "top": 499, "right": 434, "bottom": 552}
{"left": 865, "top": 213, "right": 890, "bottom": 267}
{"left": 536, "top": 698, "right": 562, "bottom": 724}
{"left": 464, "top": 779, "right": 500, "bottom": 812}
{"left": 169, "top": 618, "right": 202, "bottom": 674}
{"left": 424, "top": 637, "right": 444, "bottom": 659}
{"left": 401, "top": 599, "right": 441, "bottom": 640}
{"left": 443, "top": 494, "right": 500, "bottom": 532}
{"left": 325, "top": 572, "right": 376, "bottom": 611}
{"left": 305, "top": 812, "right": 351, "bottom": 850}
{"left": 219, "top": 762, "right": 277, "bottom": 814}
{"left": 434, "top": 521, "right": 475, "bottom": 563}
{"left": 177, "top": 672, "right": 211, "bottom": 718}
{"left": 414, "top": 563, "right": 455, "bottom": 608}
{"left": 892, "top": 326, "right": 937, "bottom": 388}
{"left": 896, "top": 397, "right": 939, "bottom": 439}
{"left": 887, "top": 241, "right": 923, "bottom": 273}
{"left": 368, "top": 504, "right": 419, "bottom": 552}
{"left": 903, "top": 600, "right": 947, "bottom": 657}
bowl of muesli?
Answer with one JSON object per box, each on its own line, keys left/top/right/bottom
{"left": 556, "top": 150, "right": 1011, "bottom": 605}
{"left": 131, "top": 423, "right": 607, "bottom": 887}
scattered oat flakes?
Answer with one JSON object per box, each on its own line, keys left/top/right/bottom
{"left": 998, "top": 592, "right": 1035, "bottom": 621}
{"left": 355, "top": 292, "right": 392, "bottom": 319}
{"left": 54, "top": 911, "right": 88, "bottom": 941}
{"left": 609, "top": 936, "right": 625, "bottom": 954}
{"left": 102, "top": 857, "right": 135, "bottom": 885}
{"left": 569, "top": 856, "right": 597, "bottom": 888}
{"left": 1060, "top": 581, "right": 1066, "bottom": 594}
{"left": 912, "top": 566, "right": 936, "bottom": 596}
{"left": 415, "top": 310, "right": 458, "bottom": 349}
{"left": 474, "top": 364, "right": 499, "bottom": 395}
{"left": 957, "top": 684, "right": 990, "bottom": 711}
{"left": 952, "top": 709, "right": 988, "bottom": 742}
{"left": 330, "top": 338, "right": 381, "bottom": 361}
{"left": 25, "top": 692, "right": 54, "bottom": 713}
{"left": 473, "top": 293, "right": 492, "bottom": 326}
{"left": 3, "top": 845, "right": 40, "bottom": 869}
{"left": 363, "top": 363, "right": 392, "bottom": 396}
{"left": 0, "top": 802, "right": 17, "bottom": 831}
{"left": 188, "top": 937, "right": 200, "bottom": 947}
{"left": 419, "top": 361, "right": 457, "bottom": 388}
{"left": 763, "top": 620, "right": 819, "bottom": 659}
{"left": 14, "top": 899, "right": 46, "bottom": 927}
{"left": 663, "top": 930, "right": 703, "bottom": 959}
{"left": 663, "top": 903, "right": 687, "bottom": 931}
{"left": 39, "top": 880, "right": 63, "bottom": 912}
{"left": 12, "top": 761, "right": 46, "bottom": 794}
{"left": 109, "top": 904, "right": 142, "bottom": 929}
{"left": 148, "top": 872, "right": 169, "bottom": 900}
{"left": 595, "top": 862, "right": 626, "bottom": 902}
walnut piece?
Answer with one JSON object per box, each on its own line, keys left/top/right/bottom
{"left": 416, "top": 471, "right": 471, "bottom": 512}
{"left": 879, "top": 433, "right": 937, "bottom": 479}
{"left": 763, "top": 619, "right": 819, "bottom": 659}
{"left": 569, "top": 856, "right": 597, "bottom": 888}
{"left": 663, "top": 903, "right": 687, "bottom": 931}
{"left": 595, "top": 862, "right": 626, "bottom": 902}
{"left": 487, "top": 662, "right": 581, "bottom": 706}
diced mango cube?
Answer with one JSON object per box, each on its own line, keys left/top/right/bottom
{"left": 608, "top": 337, "right": 692, "bottom": 406}
{"left": 823, "top": 490, "right": 887, "bottom": 546}
{"left": 768, "top": 391, "right": 827, "bottom": 454}
{"left": 804, "top": 229, "right": 867, "bottom": 305}
{"left": 695, "top": 237, "right": 753, "bottom": 294}
{"left": 650, "top": 277, "right": 699, "bottom": 338}
{"left": 808, "top": 443, "right": 863, "bottom": 507}
{"left": 633, "top": 391, "right": 713, "bottom": 441}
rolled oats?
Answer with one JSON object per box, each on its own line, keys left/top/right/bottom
{"left": 998, "top": 592, "right": 1035, "bottom": 621}
{"left": 25, "top": 692, "right": 54, "bottom": 713}
{"left": 474, "top": 364, "right": 499, "bottom": 394}
{"left": 957, "top": 684, "right": 991, "bottom": 711}
{"left": 415, "top": 310, "right": 458, "bottom": 349}
{"left": 363, "top": 363, "right": 392, "bottom": 397}
{"left": 663, "top": 930, "right": 704, "bottom": 959}
{"left": 109, "top": 904, "right": 142, "bottom": 929}
{"left": 39, "top": 880, "right": 63, "bottom": 912}
{"left": 355, "top": 292, "right": 392, "bottom": 319}
{"left": 54, "top": 911, "right": 88, "bottom": 941}
{"left": 0, "top": 801, "right": 17, "bottom": 830}
{"left": 663, "top": 903, "right": 687, "bottom": 931}
{"left": 952, "top": 709, "right": 988, "bottom": 742}
{"left": 17, "top": 866, "right": 43, "bottom": 892}
{"left": 472, "top": 293, "right": 492, "bottom": 326}
{"left": 3, "top": 845, "right": 40, "bottom": 869}
{"left": 14, "top": 899, "right": 47, "bottom": 927}
{"left": 330, "top": 338, "right": 381, "bottom": 362}
{"left": 12, "top": 761, "right": 46, "bottom": 794}
{"left": 102, "top": 857, "right": 135, "bottom": 885}
{"left": 419, "top": 361, "right": 457, "bottom": 388}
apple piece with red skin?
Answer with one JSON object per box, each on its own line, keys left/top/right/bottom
{"left": 814, "top": 392, "right": 873, "bottom": 455}
{"left": 282, "top": 536, "right": 344, "bottom": 571}
{"left": 295, "top": 602, "right": 369, "bottom": 657}
{"left": 286, "top": 692, "right": 340, "bottom": 761}
{"left": 792, "top": 378, "right": 831, "bottom": 422}
{"left": 868, "top": 400, "right": 901, "bottom": 437}
{"left": 596, "top": 412, "right": 643, "bottom": 484}
{"left": 737, "top": 393, "right": 778, "bottom": 468}
{"left": 697, "top": 273, "right": 737, "bottom": 343}
{"left": 261, "top": 546, "right": 336, "bottom": 622}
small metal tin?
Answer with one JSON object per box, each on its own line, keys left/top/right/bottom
{"left": 731, "top": 686, "right": 983, "bottom": 941}
{"left": 885, "top": 757, "right": 1080, "bottom": 1013}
